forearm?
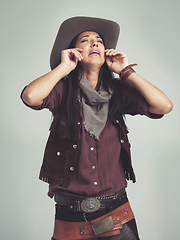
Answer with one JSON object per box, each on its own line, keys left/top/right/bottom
{"left": 22, "top": 63, "right": 70, "bottom": 106}
{"left": 125, "top": 72, "right": 173, "bottom": 114}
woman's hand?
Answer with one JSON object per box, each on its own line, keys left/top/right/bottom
{"left": 105, "top": 49, "right": 129, "bottom": 74}
{"left": 61, "top": 48, "right": 83, "bottom": 74}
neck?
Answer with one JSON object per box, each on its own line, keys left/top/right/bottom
{"left": 80, "top": 65, "right": 101, "bottom": 89}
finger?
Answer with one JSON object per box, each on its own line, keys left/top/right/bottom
{"left": 75, "top": 48, "right": 83, "bottom": 52}
{"left": 105, "top": 49, "right": 115, "bottom": 56}
{"left": 106, "top": 50, "right": 121, "bottom": 57}
{"left": 69, "top": 49, "right": 83, "bottom": 61}
{"left": 105, "top": 49, "right": 125, "bottom": 57}
{"left": 73, "top": 48, "right": 83, "bottom": 60}
{"left": 74, "top": 49, "right": 83, "bottom": 60}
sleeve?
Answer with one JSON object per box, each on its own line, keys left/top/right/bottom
{"left": 20, "top": 80, "right": 64, "bottom": 113}
{"left": 119, "top": 81, "right": 164, "bottom": 119}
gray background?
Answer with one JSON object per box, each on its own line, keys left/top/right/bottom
{"left": 1, "top": 0, "right": 180, "bottom": 239}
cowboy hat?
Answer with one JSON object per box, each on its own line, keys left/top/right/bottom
{"left": 50, "top": 16, "right": 120, "bottom": 70}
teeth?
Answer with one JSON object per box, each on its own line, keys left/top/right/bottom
{"left": 91, "top": 51, "right": 99, "bottom": 55}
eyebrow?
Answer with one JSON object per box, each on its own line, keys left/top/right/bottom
{"left": 80, "top": 35, "right": 103, "bottom": 40}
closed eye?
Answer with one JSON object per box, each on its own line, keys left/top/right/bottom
{"left": 81, "top": 39, "right": 88, "bottom": 43}
{"left": 97, "top": 40, "right": 103, "bottom": 44}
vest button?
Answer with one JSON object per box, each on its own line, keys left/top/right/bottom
{"left": 57, "top": 151, "right": 61, "bottom": 156}
{"left": 70, "top": 167, "right": 74, "bottom": 171}
{"left": 73, "top": 144, "right": 77, "bottom": 149}
{"left": 116, "top": 119, "right": 119, "bottom": 123}
{"left": 120, "top": 139, "right": 124, "bottom": 143}
{"left": 77, "top": 122, "right": 81, "bottom": 125}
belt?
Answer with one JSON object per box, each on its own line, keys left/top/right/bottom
{"left": 55, "top": 188, "right": 126, "bottom": 213}
{"left": 52, "top": 202, "right": 135, "bottom": 240}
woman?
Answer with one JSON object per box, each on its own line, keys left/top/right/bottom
{"left": 21, "top": 16, "right": 173, "bottom": 240}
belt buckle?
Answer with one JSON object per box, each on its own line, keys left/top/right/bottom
{"left": 91, "top": 216, "right": 115, "bottom": 235}
{"left": 80, "top": 198, "right": 100, "bottom": 213}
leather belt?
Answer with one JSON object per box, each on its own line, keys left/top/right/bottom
{"left": 52, "top": 202, "right": 135, "bottom": 240}
{"left": 55, "top": 188, "right": 126, "bottom": 213}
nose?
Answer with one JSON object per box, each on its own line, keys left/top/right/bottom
{"left": 91, "top": 41, "right": 98, "bottom": 47}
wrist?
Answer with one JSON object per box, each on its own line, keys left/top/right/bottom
{"left": 56, "top": 63, "right": 72, "bottom": 76}
{"left": 119, "top": 64, "right": 137, "bottom": 80}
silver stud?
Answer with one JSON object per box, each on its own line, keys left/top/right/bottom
{"left": 77, "top": 122, "right": 81, "bottom": 125}
{"left": 116, "top": 119, "right": 119, "bottom": 123}
{"left": 70, "top": 167, "right": 74, "bottom": 171}
{"left": 90, "top": 147, "right": 94, "bottom": 150}
{"left": 120, "top": 139, "right": 124, "bottom": 143}
{"left": 57, "top": 151, "right": 60, "bottom": 156}
{"left": 73, "top": 144, "right": 77, "bottom": 149}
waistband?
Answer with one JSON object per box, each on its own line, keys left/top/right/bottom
{"left": 55, "top": 189, "right": 128, "bottom": 222}
{"left": 54, "top": 188, "right": 126, "bottom": 213}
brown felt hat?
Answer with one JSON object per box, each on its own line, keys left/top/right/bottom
{"left": 50, "top": 16, "right": 120, "bottom": 70}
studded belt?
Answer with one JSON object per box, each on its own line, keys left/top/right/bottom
{"left": 54, "top": 188, "right": 126, "bottom": 213}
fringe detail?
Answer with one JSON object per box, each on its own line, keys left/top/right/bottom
{"left": 39, "top": 169, "right": 70, "bottom": 187}
{"left": 39, "top": 170, "right": 52, "bottom": 184}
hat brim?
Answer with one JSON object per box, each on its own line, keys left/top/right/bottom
{"left": 50, "top": 16, "right": 120, "bottom": 70}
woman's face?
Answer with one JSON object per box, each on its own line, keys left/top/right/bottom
{"left": 75, "top": 31, "right": 105, "bottom": 69}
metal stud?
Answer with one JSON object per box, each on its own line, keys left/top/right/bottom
{"left": 70, "top": 166, "right": 74, "bottom": 171}
{"left": 57, "top": 151, "right": 60, "bottom": 156}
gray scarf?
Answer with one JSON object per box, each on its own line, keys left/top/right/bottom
{"left": 79, "top": 75, "right": 112, "bottom": 140}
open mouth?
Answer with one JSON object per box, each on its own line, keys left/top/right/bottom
{"left": 89, "top": 50, "right": 100, "bottom": 55}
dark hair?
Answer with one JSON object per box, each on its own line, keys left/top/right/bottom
{"left": 64, "top": 33, "right": 125, "bottom": 136}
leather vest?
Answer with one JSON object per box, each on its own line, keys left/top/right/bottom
{"left": 39, "top": 82, "right": 136, "bottom": 187}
